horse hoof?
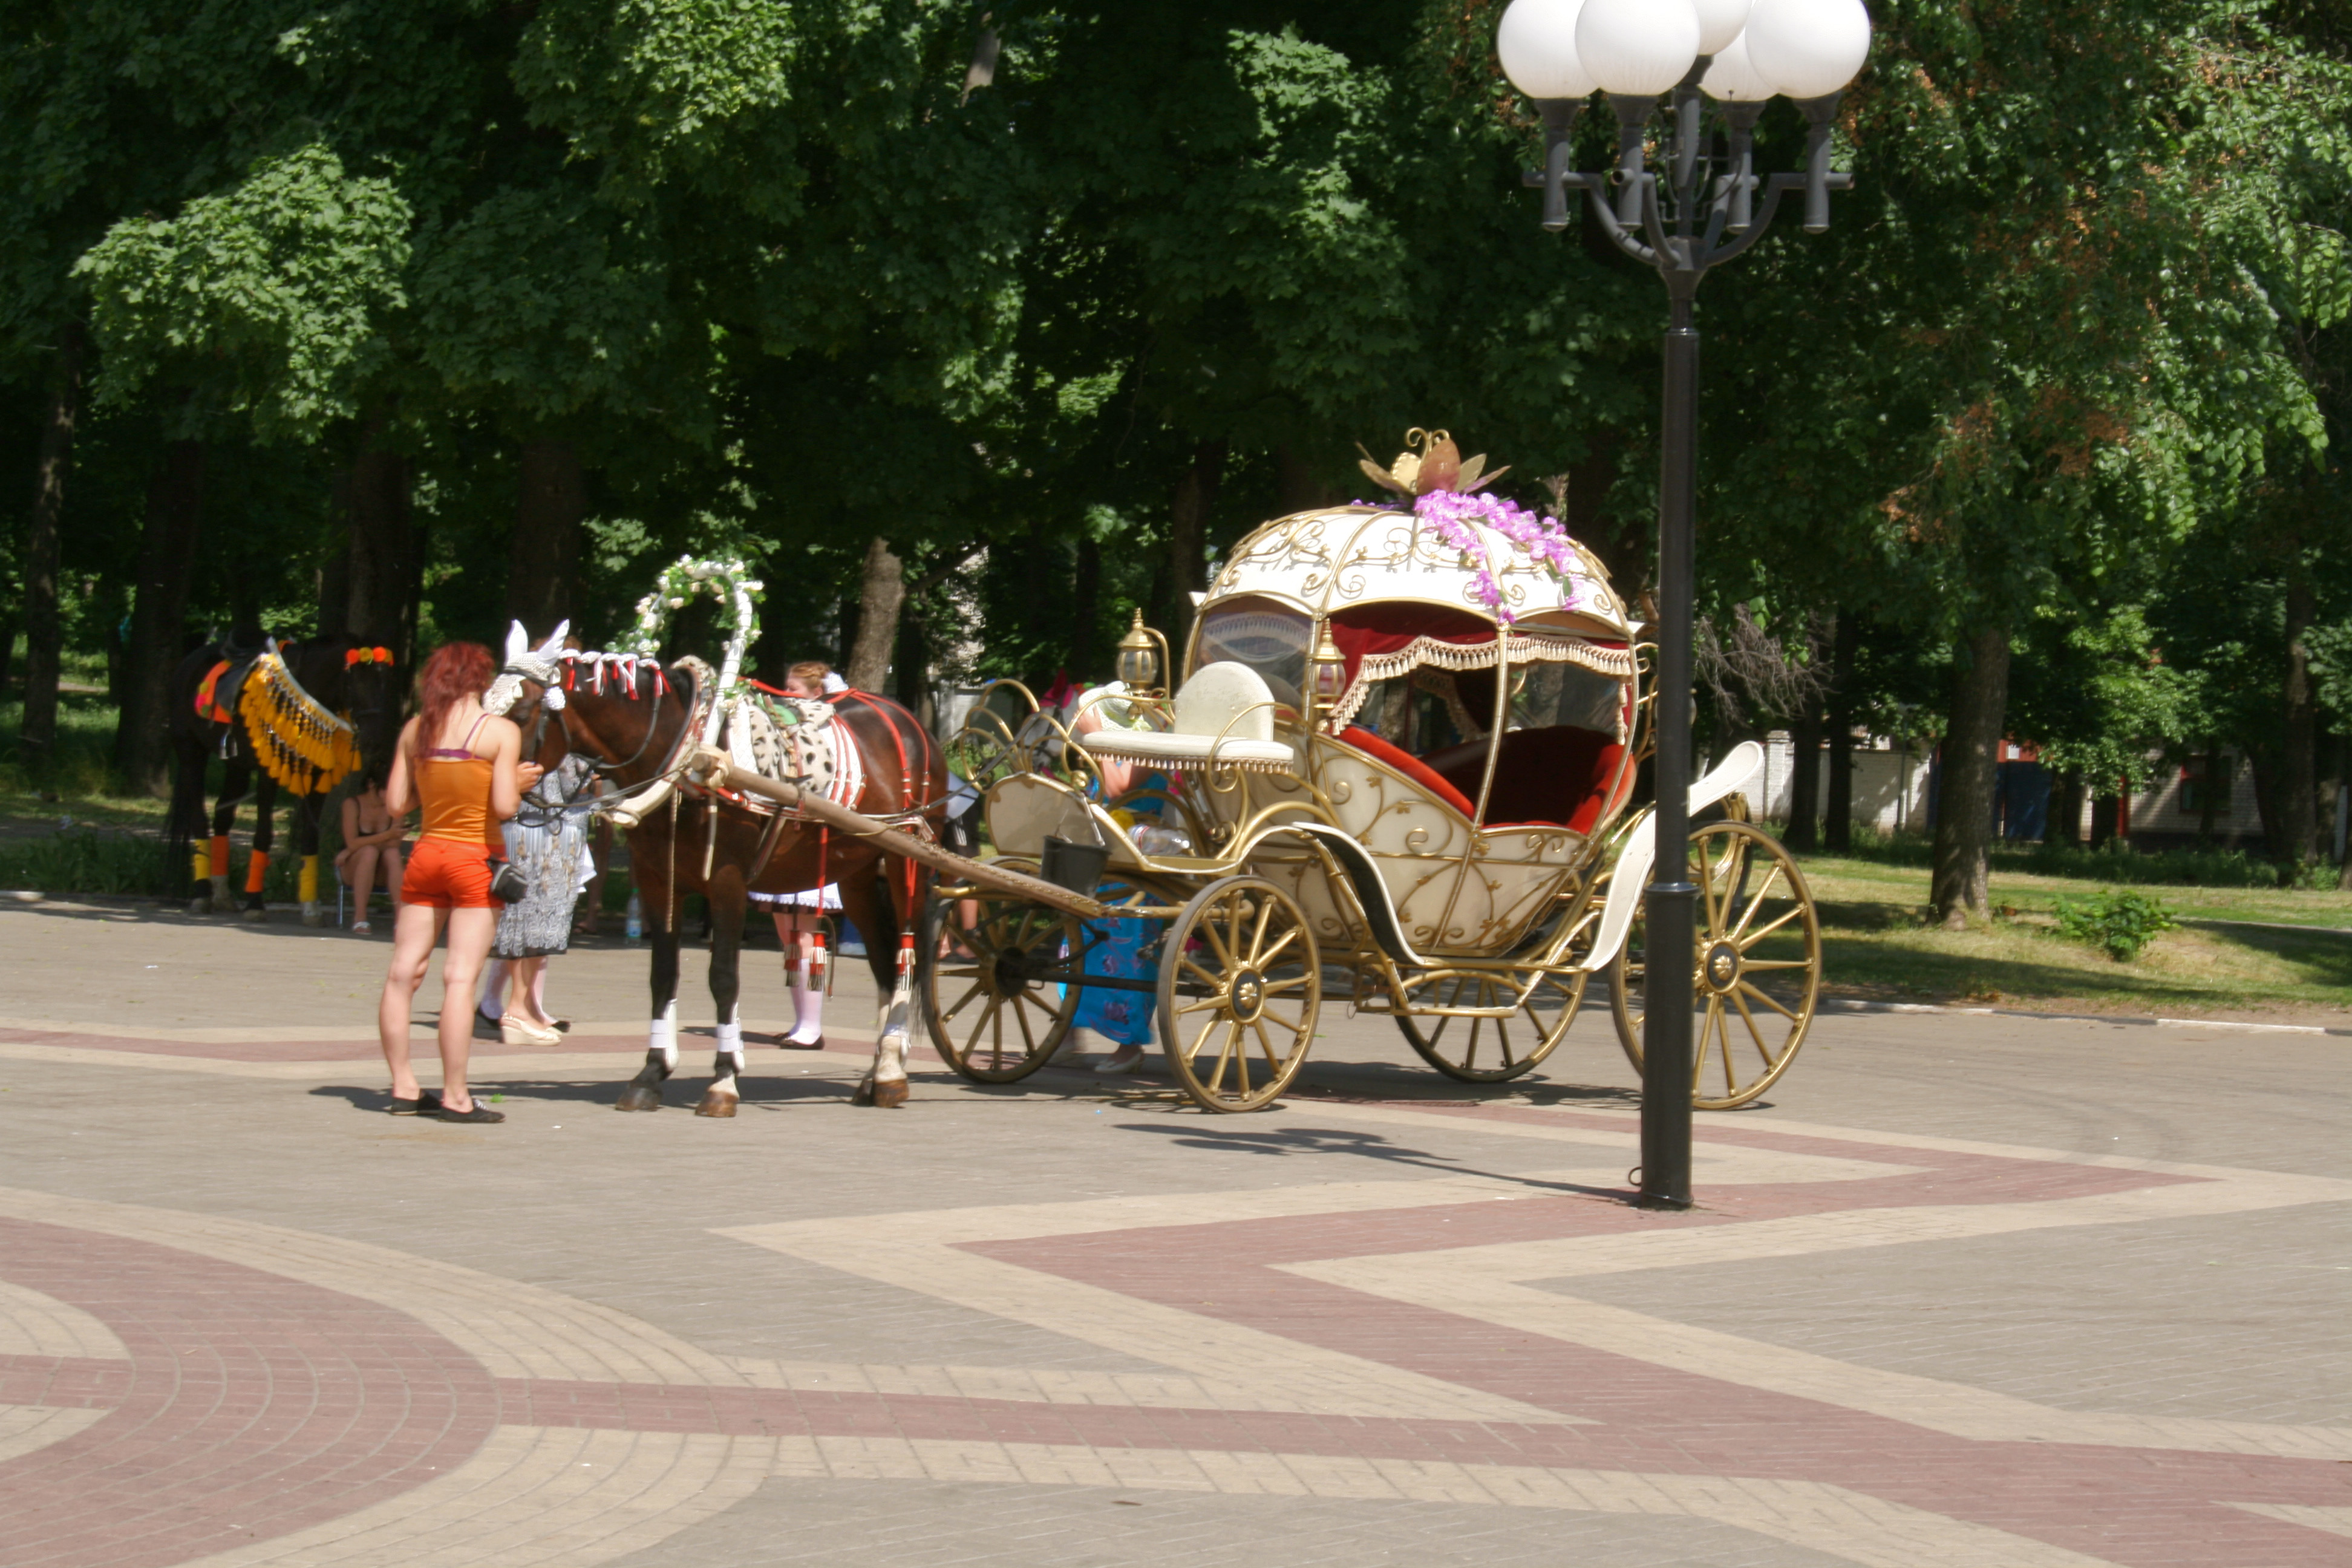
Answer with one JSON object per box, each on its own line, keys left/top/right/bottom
{"left": 615, "top": 1086, "right": 663, "bottom": 1112}
{"left": 694, "top": 1094, "right": 738, "bottom": 1119}
{"left": 186, "top": 898, "right": 209, "bottom": 917}
{"left": 868, "top": 1077, "right": 910, "bottom": 1109}
{"left": 241, "top": 906, "right": 269, "bottom": 924}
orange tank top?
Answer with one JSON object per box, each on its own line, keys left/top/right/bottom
{"left": 417, "top": 714, "right": 502, "bottom": 848}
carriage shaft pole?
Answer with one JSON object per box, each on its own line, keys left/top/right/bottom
{"left": 688, "top": 747, "right": 1109, "bottom": 921}
{"left": 1641, "top": 294, "right": 1699, "bottom": 1212}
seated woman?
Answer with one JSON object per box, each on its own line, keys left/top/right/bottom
{"left": 336, "top": 780, "right": 407, "bottom": 935}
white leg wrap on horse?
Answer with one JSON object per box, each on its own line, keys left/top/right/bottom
{"left": 871, "top": 936, "right": 915, "bottom": 1085}
{"left": 716, "top": 1014, "right": 743, "bottom": 1057}
{"left": 649, "top": 1001, "right": 679, "bottom": 1072}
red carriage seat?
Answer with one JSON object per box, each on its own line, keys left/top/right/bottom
{"left": 1422, "top": 727, "right": 1630, "bottom": 835}
{"left": 1336, "top": 727, "right": 1476, "bottom": 819}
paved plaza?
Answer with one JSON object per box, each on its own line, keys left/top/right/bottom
{"left": 0, "top": 897, "right": 2346, "bottom": 1567}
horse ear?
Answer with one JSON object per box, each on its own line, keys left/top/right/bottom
{"left": 504, "top": 621, "right": 529, "bottom": 663}
{"left": 538, "top": 619, "right": 570, "bottom": 655}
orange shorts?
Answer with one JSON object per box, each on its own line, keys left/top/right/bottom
{"left": 400, "top": 835, "right": 503, "bottom": 910}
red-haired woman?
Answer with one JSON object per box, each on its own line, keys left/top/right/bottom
{"left": 377, "top": 641, "right": 541, "bottom": 1122}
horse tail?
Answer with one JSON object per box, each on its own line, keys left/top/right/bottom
{"left": 165, "top": 728, "right": 206, "bottom": 901}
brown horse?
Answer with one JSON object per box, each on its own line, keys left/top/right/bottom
{"left": 499, "top": 647, "right": 946, "bottom": 1115}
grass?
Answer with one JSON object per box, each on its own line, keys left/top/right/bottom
{"left": 1795, "top": 848, "right": 2352, "bottom": 1024}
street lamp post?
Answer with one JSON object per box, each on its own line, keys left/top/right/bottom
{"left": 1498, "top": 0, "right": 1869, "bottom": 1210}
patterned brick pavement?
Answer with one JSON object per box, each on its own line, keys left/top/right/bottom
{"left": 0, "top": 900, "right": 2346, "bottom": 1567}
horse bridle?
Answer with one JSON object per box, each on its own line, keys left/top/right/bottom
{"left": 497, "top": 653, "right": 673, "bottom": 786}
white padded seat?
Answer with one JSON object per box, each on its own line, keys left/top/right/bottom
{"left": 1081, "top": 661, "right": 1295, "bottom": 773}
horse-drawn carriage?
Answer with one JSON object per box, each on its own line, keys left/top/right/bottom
{"left": 912, "top": 499, "right": 1824, "bottom": 1114}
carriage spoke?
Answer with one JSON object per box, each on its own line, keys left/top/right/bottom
{"left": 1717, "top": 1001, "right": 1739, "bottom": 1096}
{"left": 1206, "top": 1024, "right": 1239, "bottom": 1097}
{"left": 1728, "top": 864, "right": 1786, "bottom": 940}
{"left": 1737, "top": 958, "right": 1812, "bottom": 970}
{"left": 1729, "top": 988, "right": 1779, "bottom": 1067}
{"left": 1698, "top": 855, "right": 1725, "bottom": 935}
{"left": 1198, "top": 914, "right": 1238, "bottom": 973}
{"left": 1179, "top": 956, "right": 1224, "bottom": 990}
{"left": 1258, "top": 974, "right": 1308, "bottom": 995}
{"left": 1693, "top": 996, "right": 1721, "bottom": 1091}
{"left": 1175, "top": 995, "right": 1229, "bottom": 1016}
{"left": 984, "top": 997, "right": 1007, "bottom": 1071}
{"left": 1011, "top": 991, "right": 1038, "bottom": 1056}
{"left": 1250, "top": 1018, "right": 1285, "bottom": 1070}
{"left": 1737, "top": 980, "right": 1801, "bottom": 1021}
{"left": 1186, "top": 1013, "right": 1223, "bottom": 1063}
{"left": 1231, "top": 1027, "right": 1254, "bottom": 1100}
{"left": 1735, "top": 903, "right": 1804, "bottom": 949}
{"left": 939, "top": 978, "right": 985, "bottom": 1025}
{"left": 1253, "top": 926, "right": 1301, "bottom": 967}
{"left": 1248, "top": 893, "right": 1275, "bottom": 961}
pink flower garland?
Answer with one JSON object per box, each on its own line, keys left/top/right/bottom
{"left": 1409, "top": 490, "right": 1581, "bottom": 624}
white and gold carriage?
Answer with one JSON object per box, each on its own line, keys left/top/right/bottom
{"left": 922, "top": 502, "right": 1823, "bottom": 1114}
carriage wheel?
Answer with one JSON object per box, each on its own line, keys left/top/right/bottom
{"left": 1394, "top": 967, "right": 1589, "bottom": 1083}
{"left": 1157, "top": 875, "right": 1321, "bottom": 1113}
{"left": 920, "top": 869, "right": 1082, "bottom": 1085}
{"left": 1608, "top": 820, "right": 1821, "bottom": 1109}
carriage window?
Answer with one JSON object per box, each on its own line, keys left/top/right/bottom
{"left": 1509, "top": 660, "right": 1627, "bottom": 737}
{"left": 1194, "top": 603, "right": 1310, "bottom": 712}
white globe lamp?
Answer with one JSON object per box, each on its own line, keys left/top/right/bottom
{"left": 1690, "top": 0, "right": 1753, "bottom": 56}
{"left": 1699, "top": 29, "right": 1776, "bottom": 100}
{"left": 1743, "top": 0, "right": 1871, "bottom": 99}
{"left": 1574, "top": 0, "right": 1702, "bottom": 96}
{"left": 1497, "top": 0, "right": 1599, "bottom": 100}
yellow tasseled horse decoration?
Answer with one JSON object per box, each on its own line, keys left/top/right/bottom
{"left": 238, "top": 652, "right": 359, "bottom": 797}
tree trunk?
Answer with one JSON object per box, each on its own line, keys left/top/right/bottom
{"left": 2277, "top": 571, "right": 2318, "bottom": 881}
{"left": 1823, "top": 615, "right": 1857, "bottom": 852}
{"left": 1784, "top": 706, "right": 1823, "bottom": 852}
{"left": 2337, "top": 733, "right": 2352, "bottom": 891}
{"left": 18, "top": 322, "right": 83, "bottom": 766}
{"left": 1930, "top": 624, "right": 2011, "bottom": 927}
{"left": 2197, "top": 742, "right": 2224, "bottom": 844}
{"left": 112, "top": 439, "right": 207, "bottom": 793}
{"left": 2051, "top": 770, "right": 2084, "bottom": 848}
{"left": 344, "top": 424, "right": 414, "bottom": 658}
{"left": 315, "top": 499, "right": 351, "bottom": 642}
{"left": 1072, "top": 531, "right": 1102, "bottom": 678}
{"left": 2090, "top": 783, "right": 2120, "bottom": 848}
{"left": 1165, "top": 438, "right": 1225, "bottom": 652}
{"left": 506, "top": 438, "right": 585, "bottom": 636}
{"left": 844, "top": 535, "right": 903, "bottom": 693}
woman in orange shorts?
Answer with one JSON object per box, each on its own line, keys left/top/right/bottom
{"left": 377, "top": 641, "right": 541, "bottom": 1123}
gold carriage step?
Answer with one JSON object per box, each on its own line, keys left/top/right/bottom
{"left": 1079, "top": 661, "right": 1295, "bottom": 773}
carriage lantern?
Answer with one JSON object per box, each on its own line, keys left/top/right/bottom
{"left": 1308, "top": 626, "right": 1349, "bottom": 714}
{"left": 1116, "top": 610, "right": 1168, "bottom": 696}
{"left": 1497, "top": 0, "right": 1868, "bottom": 1209}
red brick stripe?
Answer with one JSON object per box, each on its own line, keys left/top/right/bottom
{"left": 0, "top": 1218, "right": 498, "bottom": 1568}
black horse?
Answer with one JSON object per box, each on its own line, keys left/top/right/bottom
{"left": 165, "top": 635, "right": 407, "bottom": 922}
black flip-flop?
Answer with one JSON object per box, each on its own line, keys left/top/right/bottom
{"left": 434, "top": 1101, "right": 505, "bottom": 1123}
{"left": 388, "top": 1090, "right": 444, "bottom": 1116}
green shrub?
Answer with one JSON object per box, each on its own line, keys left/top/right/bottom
{"left": 0, "top": 829, "right": 172, "bottom": 897}
{"left": 2051, "top": 888, "right": 2181, "bottom": 961}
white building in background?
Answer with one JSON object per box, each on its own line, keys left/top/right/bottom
{"left": 1742, "top": 734, "right": 1929, "bottom": 834}
{"left": 1745, "top": 733, "right": 2273, "bottom": 849}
